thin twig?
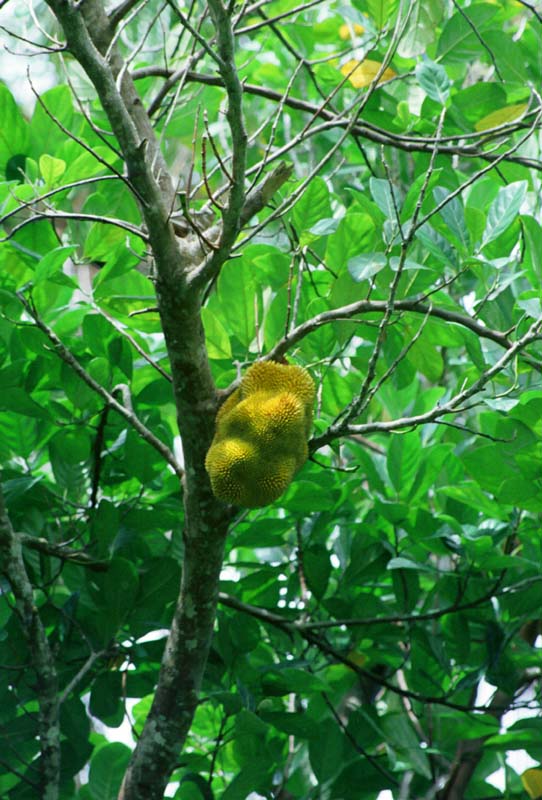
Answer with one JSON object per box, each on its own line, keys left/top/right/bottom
{"left": 18, "top": 533, "right": 109, "bottom": 573}
{"left": 59, "top": 649, "right": 110, "bottom": 704}
{"left": 1, "top": 210, "right": 148, "bottom": 244}
{"left": 17, "top": 293, "right": 183, "bottom": 480}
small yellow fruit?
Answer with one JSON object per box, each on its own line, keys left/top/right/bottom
{"left": 339, "top": 22, "right": 365, "bottom": 40}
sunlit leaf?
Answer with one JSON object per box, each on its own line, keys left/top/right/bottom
{"left": 202, "top": 307, "right": 232, "bottom": 359}
{"left": 365, "top": 0, "right": 398, "bottom": 29}
{"left": 39, "top": 153, "right": 66, "bottom": 186}
{"left": 397, "top": 0, "right": 444, "bottom": 58}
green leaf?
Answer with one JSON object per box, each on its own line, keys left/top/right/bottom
{"left": 366, "top": 0, "right": 398, "bottom": 29}
{"left": 521, "top": 216, "right": 542, "bottom": 285}
{"left": 392, "top": 567, "right": 420, "bottom": 612}
{"left": 347, "top": 252, "right": 387, "bottom": 282}
{"left": 370, "top": 177, "right": 400, "bottom": 220}
{"left": 433, "top": 187, "right": 469, "bottom": 250}
{"left": 88, "top": 558, "right": 139, "bottom": 641}
{"left": 482, "top": 181, "right": 527, "bottom": 247}
{"left": 387, "top": 432, "right": 421, "bottom": 498}
{"left": 437, "top": 4, "right": 499, "bottom": 63}
{"left": 292, "top": 176, "right": 332, "bottom": 239}
{"left": 49, "top": 427, "right": 91, "bottom": 466}
{"left": 325, "top": 212, "right": 375, "bottom": 271}
{"left": 221, "top": 758, "right": 273, "bottom": 800}
{"left": 401, "top": 168, "right": 442, "bottom": 222}
{"left": 0, "top": 82, "right": 29, "bottom": 176}
{"left": 34, "top": 246, "right": 78, "bottom": 286}
{"left": 387, "top": 556, "right": 432, "bottom": 572}
{"left": 260, "top": 711, "right": 316, "bottom": 738}
{"left": 89, "top": 673, "right": 123, "bottom": 727}
{"left": 303, "top": 545, "right": 331, "bottom": 599}
{"left": 202, "top": 307, "right": 232, "bottom": 359}
{"left": 397, "top": 0, "right": 444, "bottom": 58}
{"left": 382, "top": 713, "right": 432, "bottom": 778}
{"left": 308, "top": 721, "right": 344, "bottom": 782}
{"left": 262, "top": 668, "right": 329, "bottom": 696}
{"left": 133, "top": 558, "right": 181, "bottom": 627}
{"left": 415, "top": 58, "right": 451, "bottom": 104}
{"left": 39, "top": 154, "right": 66, "bottom": 186}
{"left": 177, "top": 773, "right": 214, "bottom": 800}
{"left": 216, "top": 256, "right": 257, "bottom": 348}
{"left": 0, "top": 387, "right": 50, "bottom": 419}
{"left": 88, "top": 743, "right": 131, "bottom": 800}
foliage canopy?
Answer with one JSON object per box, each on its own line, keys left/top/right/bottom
{"left": 1, "top": 0, "right": 542, "bottom": 799}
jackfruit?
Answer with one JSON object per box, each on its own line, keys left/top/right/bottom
{"left": 205, "top": 361, "right": 315, "bottom": 508}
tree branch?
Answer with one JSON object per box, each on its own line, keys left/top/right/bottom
{"left": 41, "top": 6, "right": 237, "bottom": 800}
{"left": 17, "top": 293, "right": 183, "bottom": 481}
{"left": 0, "top": 175, "right": 121, "bottom": 229}
{"left": 59, "top": 648, "right": 111, "bottom": 704}
{"left": 1, "top": 210, "right": 148, "bottom": 244}
{"left": 311, "top": 316, "right": 541, "bottom": 448}
{"left": 217, "top": 591, "right": 506, "bottom": 712}
{"left": 238, "top": 161, "right": 294, "bottom": 227}
{"left": 189, "top": 0, "right": 248, "bottom": 287}
{"left": 132, "top": 69, "right": 542, "bottom": 172}
{"left": 188, "top": 161, "right": 294, "bottom": 289}
{"left": 108, "top": 0, "right": 143, "bottom": 30}
{"left": 0, "top": 486, "right": 60, "bottom": 798}
{"left": 437, "top": 680, "right": 526, "bottom": 799}
{"left": 266, "top": 295, "right": 540, "bottom": 365}
{"left": 18, "top": 532, "right": 109, "bottom": 572}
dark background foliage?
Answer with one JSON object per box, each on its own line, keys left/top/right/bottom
{"left": 1, "top": 0, "right": 542, "bottom": 798}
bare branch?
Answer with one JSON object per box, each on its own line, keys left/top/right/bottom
{"left": 239, "top": 161, "right": 294, "bottom": 226}
{"left": 0, "top": 175, "right": 120, "bottom": 229}
{"left": 516, "top": 0, "right": 542, "bottom": 23}
{"left": 333, "top": 110, "right": 446, "bottom": 431}
{"left": 192, "top": 0, "right": 248, "bottom": 283}
{"left": 96, "top": 307, "right": 173, "bottom": 383}
{"left": 1, "top": 210, "right": 148, "bottom": 244}
{"left": 234, "top": 0, "right": 330, "bottom": 34}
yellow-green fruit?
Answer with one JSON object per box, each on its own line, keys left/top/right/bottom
{"left": 205, "top": 362, "right": 315, "bottom": 507}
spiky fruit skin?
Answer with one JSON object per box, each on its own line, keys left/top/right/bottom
{"left": 205, "top": 362, "right": 315, "bottom": 507}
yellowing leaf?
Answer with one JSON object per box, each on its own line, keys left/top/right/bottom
{"left": 474, "top": 103, "right": 527, "bottom": 132}
{"left": 341, "top": 59, "right": 396, "bottom": 88}
{"left": 522, "top": 768, "right": 542, "bottom": 799}
{"left": 346, "top": 650, "right": 367, "bottom": 668}
{"left": 338, "top": 22, "right": 365, "bottom": 40}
